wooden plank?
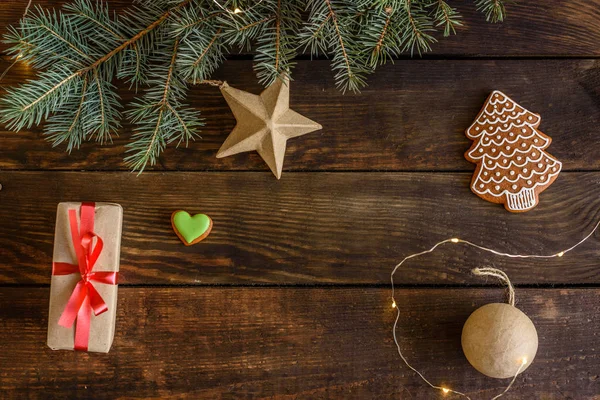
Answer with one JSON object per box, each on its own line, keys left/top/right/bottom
{"left": 1, "top": 0, "right": 600, "bottom": 56}
{"left": 2, "top": 171, "right": 600, "bottom": 285}
{"left": 1, "top": 59, "right": 599, "bottom": 171}
{"left": 0, "top": 287, "right": 597, "bottom": 398}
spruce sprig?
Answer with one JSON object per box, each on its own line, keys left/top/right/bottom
{"left": 476, "top": 0, "right": 507, "bottom": 23}
{"left": 431, "top": 0, "right": 462, "bottom": 37}
{"left": 125, "top": 38, "right": 203, "bottom": 172}
{"left": 0, "top": 0, "right": 507, "bottom": 172}
{"left": 173, "top": 0, "right": 228, "bottom": 84}
{"left": 301, "top": 0, "right": 370, "bottom": 92}
{"left": 254, "top": 0, "right": 303, "bottom": 86}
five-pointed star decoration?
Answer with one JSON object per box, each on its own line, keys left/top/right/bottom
{"left": 216, "top": 76, "right": 322, "bottom": 179}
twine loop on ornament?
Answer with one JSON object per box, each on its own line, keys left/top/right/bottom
{"left": 472, "top": 267, "right": 515, "bottom": 307}
{"left": 390, "top": 219, "right": 600, "bottom": 399}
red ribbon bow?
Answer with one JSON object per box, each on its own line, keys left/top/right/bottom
{"left": 52, "top": 202, "right": 118, "bottom": 351}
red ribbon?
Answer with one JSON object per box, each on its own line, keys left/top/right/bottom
{"left": 52, "top": 202, "right": 118, "bottom": 351}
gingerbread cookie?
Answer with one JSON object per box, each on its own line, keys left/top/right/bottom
{"left": 171, "top": 211, "right": 213, "bottom": 246}
{"left": 465, "top": 91, "right": 562, "bottom": 212}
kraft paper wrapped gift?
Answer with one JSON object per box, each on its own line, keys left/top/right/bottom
{"left": 47, "top": 202, "right": 123, "bottom": 353}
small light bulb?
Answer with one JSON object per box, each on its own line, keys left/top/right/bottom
{"left": 521, "top": 357, "right": 528, "bottom": 365}
{"left": 16, "top": 54, "right": 23, "bottom": 60}
{"left": 442, "top": 388, "right": 450, "bottom": 394}
{"left": 233, "top": 7, "right": 242, "bottom": 13}
{"left": 557, "top": 251, "right": 564, "bottom": 257}
{"left": 450, "top": 238, "right": 459, "bottom": 243}
{"left": 391, "top": 301, "right": 397, "bottom": 309}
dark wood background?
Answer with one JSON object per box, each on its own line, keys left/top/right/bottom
{"left": 1, "top": 1, "right": 599, "bottom": 399}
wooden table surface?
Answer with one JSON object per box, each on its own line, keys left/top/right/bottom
{"left": 1, "top": 1, "right": 599, "bottom": 399}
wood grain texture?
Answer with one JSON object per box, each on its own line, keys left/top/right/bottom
{"left": 2, "top": 171, "right": 600, "bottom": 285}
{"left": 1, "top": 0, "right": 600, "bottom": 56}
{"left": 0, "top": 2, "right": 598, "bottom": 398}
{"left": 0, "top": 287, "right": 597, "bottom": 399}
{"left": 0, "top": 59, "right": 599, "bottom": 172}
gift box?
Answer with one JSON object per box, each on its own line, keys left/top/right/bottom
{"left": 47, "top": 202, "right": 123, "bottom": 353}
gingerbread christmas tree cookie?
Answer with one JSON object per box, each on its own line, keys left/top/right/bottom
{"left": 465, "top": 91, "right": 562, "bottom": 212}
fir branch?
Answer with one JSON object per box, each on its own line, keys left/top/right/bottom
{"left": 301, "top": 0, "right": 369, "bottom": 93}
{"left": 1, "top": 0, "right": 190, "bottom": 147}
{"left": 401, "top": 0, "right": 436, "bottom": 55}
{"left": 67, "top": 77, "right": 88, "bottom": 136}
{"left": 84, "top": 1, "right": 191, "bottom": 73}
{"left": 174, "top": 1, "right": 227, "bottom": 83}
{"left": 1, "top": 67, "right": 81, "bottom": 130}
{"left": 172, "top": 9, "right": 223, "bottom": 36}
{"left": 4, "top": 5, "right": 92, "bottom": 70}
{"left": 125, "top": 38, "right": 203, "bottom": 172}
{"left": 254, "top": 0, "right": 302, "bottom": 85}
{"left": 240, "top": 16, "right": 276, "bottom": 34}
{"left": 0, "top": 0, "right": 509, "bottom": 172}
{"left": 191, "top": 28, "right": 222, "bottom": 70}
{"left": 476, "top": 0, "right": 506, "bottom": 23}
{"left": 361, "top": 4, "right": 400, "bottom": 67}
{"left": 374, "top": 12, "right": 392, "bottom": 56}
{"left": 178, "top": 32, "right": 226, "bottom": 83}
{"left": 217, "top": 2, "right": 273, "bottom": 50}
{"left": 327, "top": 0, "right": 354, "bottom": 85}
{"left": 431, "top": 0, "right": 462, "bottom": 37}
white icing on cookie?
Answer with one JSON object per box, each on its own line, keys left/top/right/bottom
{"left": 465, "top": 90, "right": 562, "bottom": 211}
{"left": 476, "top": 163, "right": 559, "bottom": 184}
{"left": 466, "top": 132, "right": 549, "bottom": 159}
{"left": 478, "top": 110, "right": 529, "bottom": 125}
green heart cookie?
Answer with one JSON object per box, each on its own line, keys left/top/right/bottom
{"left": 171, "top": 211, "right": 212, "bottom": 245}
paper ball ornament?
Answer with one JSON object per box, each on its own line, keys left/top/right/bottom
{"left": 461, "top": 303, "right": 538, "bottom": 379}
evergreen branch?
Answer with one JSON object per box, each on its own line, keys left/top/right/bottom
{"left": 67, "top": 77, "right": 88, "bottom": 135}
{"left": 38, "top": 21, "right": 93, "bottom": 62}
{"left": 23, "top": 71, "right": 80, "bottom": 113}
{"left": 15, "top": 36, "right": 82, "bottom": 66}
{"left": 401, "top": 0, "right": 436, "bottom": 55}
{"left": 66, "top": 3, "right": 124, "bottom": 41}
{"left": 374, "top": 13, "right": 392, "bottom": 56}
{"left": 301, "top": 0, "right": 369, "bottom": 92}
{"left": 311, "top": 13, "right": 331, "bottom": 41}
{"left": 177, "top": 10, "right": 227, "bottom": 84}
{"left": 239, "top": 15, "right": 275, "bottom": 33}
{"left": 476, "top": 0, "right": 506, "bottom": 23}
{"left": 176, "top": 10, "right": 223, "bottom": 34}
{"left": 1, "top": 0, "right": 190, "bottom": 143}
{"left": 254, "top": 0, "right": 301, "bottom": 85}
{"left": 363, "top": 5, "right": 395, "bottom": 67}
{"left": 0, "top": 0, "right": 509, "bottom": 172}
{"left": 4, "top": 6, "right": 92, "bottom": 69}
{"left": 93, "top": 70, "right": 106, "bottom": 137}
{"left": 275, "top": 0, "right": 281, "bottom": 71}
{"left": 217, "top": 1, "right": 274, "bottom": 50}
{"left": 80, "top": 71, "right": 121, "bottom": 143}
{"left": 432, "top": 0, "right": 462, "bottom": 36}
{"left": 1, "top": 67, "right": 81, "bottom": 130}
{"left": 125, "top": 38, "right": 203, "bottom": 172}
{"left": 134, "top": 39, "right": 181, "bottom": 170}
{"left": 84, "top": 0, "right": 191, "bottom": 73}
{"left": 192, "top": 28, "right": 222, "bottom": 70}
{"left": 326, "top": 0, "right": 352, "bottom": 82}
{"left": 161, "top": 40, "right": 179, "bottom": 104}
{"left": 166, "top": 102, "right": 193, "bottom": 142}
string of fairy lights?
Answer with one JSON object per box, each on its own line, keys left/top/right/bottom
{"left": 390, "top": 219, "right": 600, "bottom": 399}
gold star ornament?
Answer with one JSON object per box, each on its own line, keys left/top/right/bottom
{"left": 216, "top": 76, "right": 322, "bottom": 179}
